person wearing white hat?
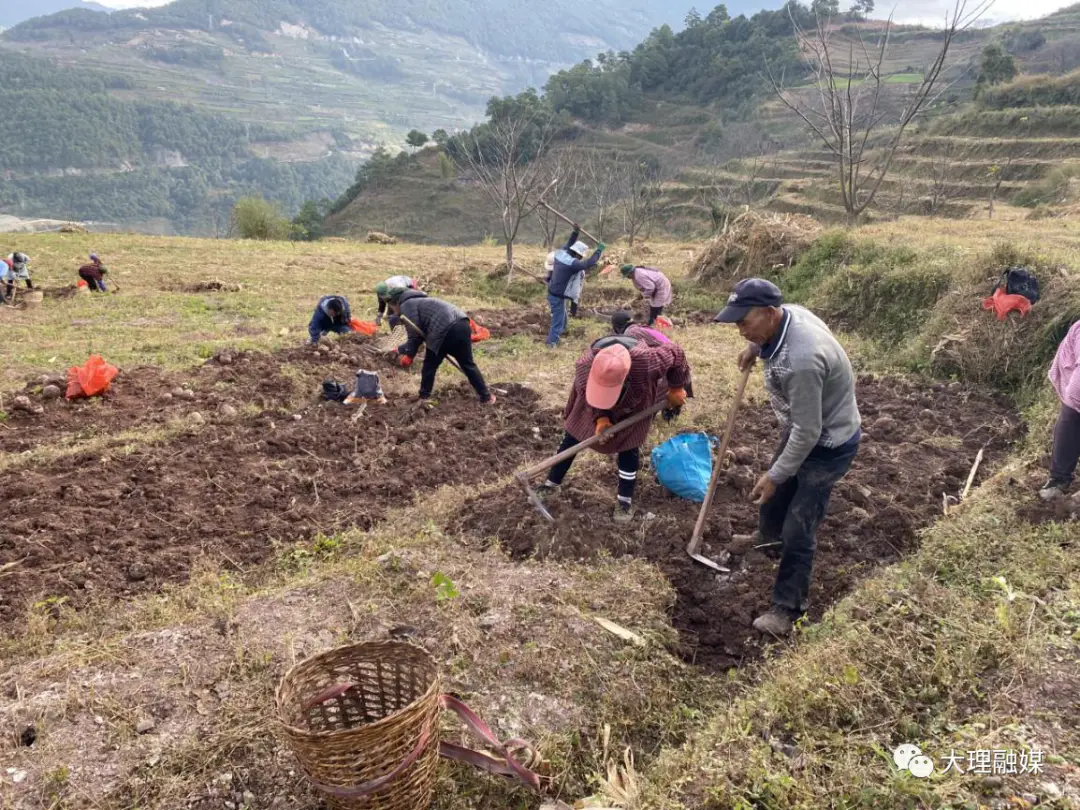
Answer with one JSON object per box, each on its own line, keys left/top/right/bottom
{"left": 545, "top": 226, "right": 605, "bottom": 348}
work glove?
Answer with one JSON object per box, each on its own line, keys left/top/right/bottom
{"left": 595, "top": 416, "right": 613, "bottom": 442}
{"left": 596, "top": 242, "right": 607, "bottom": 254}
{"left": 399, "top": 354, "right": 414, "bottom": 368}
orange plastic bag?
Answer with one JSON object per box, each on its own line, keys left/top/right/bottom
{"left": 350, "top": 318, "right": 378, "bottom": 336}
{"left": 76, "top": 279, "right": 88, "bottom": 288}
{"left": 66, "top": 355, "right": 119, "bottom": 400}
{"left": 655, "top": 315, "right": 674, "bottom": 330}
{"left": 982, "top": 287, "right": 1032, "bottom": 321}
{"left": 470, "top": 319, "right": 491, "bottom": 343}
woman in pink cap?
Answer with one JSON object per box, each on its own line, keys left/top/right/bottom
{"left": 1042, "top": 319, "right": 1080, "bottom": 500}
{"left": 535, "top": 335, "right": 690, "bottom": 522}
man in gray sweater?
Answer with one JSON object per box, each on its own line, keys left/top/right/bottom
{"left": 715, "top": 278, "right": 861, "bottom": 636}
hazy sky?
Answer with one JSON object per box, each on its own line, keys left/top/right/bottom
{"left": 92, "top": 0, "right": 1074, "bottom": 23}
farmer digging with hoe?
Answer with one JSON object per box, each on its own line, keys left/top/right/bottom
{"left": 2, "top": 252, "right": 33, "bottom": 303}
{"left": 546, "top": 225, "right": 606, "bottom": 348}
{"left": 78, "top": 254, "right": 109, "bottom": 293}
{"left": 715, "top": 278, "right": 861, "bottom": 636}
{"left": 536, "top": 335, "right": 691, "bottom": 522}
{"left": 618, "top": 264, "right": 672, "bottom": 326}
{"left": 385, "top": 287, "right": 496, "bottom": 405}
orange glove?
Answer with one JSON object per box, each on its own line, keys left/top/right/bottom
{"left": 399, "top": 354, "right": 414, "bottom": 368}
{"left": 667, "top": 387, "right": 687, "bottom": 409}
{"left": 595, "top": 416, "right": 613, "bottom": 441}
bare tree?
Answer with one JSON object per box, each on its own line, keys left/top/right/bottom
{"left": 533, "top": 147, "right": 582, "bottom": 248}
{"left": 620, "top": 158, "right": 665, "bottom": 251}
{"left": 454, "top": 94, "right": 560, "bottom": 280}
{"left": 696, "top": 148, "right": 777, "bottom": 229}
{"left": 922, "top": 141, "right": 969, "bottom": 216}
{"left": 768, "top": 0, "right": 991, "bottom": 221}
{"left": 582, "top": 149, "right": 624, "bottom": 241}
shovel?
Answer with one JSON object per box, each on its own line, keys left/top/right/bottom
{"left": 536, "top": 199, "right": 600, "bottom": 244}
{"left": 687, "top": 365, "right": 752, "bottom": 571}
{"left": 516, "top": 399, "right": 669, "bottom": 522}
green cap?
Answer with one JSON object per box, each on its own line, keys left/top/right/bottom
{"left": 620, "top": 264, "right": 635, "bottom": 278}
{"left": 374, "top": 281, "right": 389, "bottom": 299}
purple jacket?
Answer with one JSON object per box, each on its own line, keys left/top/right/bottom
{"left": 1051, "top": 320, "right": 1080, "bottom": 412}
{"left": 631, "top": 267, "right": 672, "bottom": 308}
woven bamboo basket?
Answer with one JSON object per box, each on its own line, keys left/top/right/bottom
{"left": 372, "top": 324, "right": 408, "bottom": 354}
{"left": 277, "top": 641, "right": 441, "bottom": 810}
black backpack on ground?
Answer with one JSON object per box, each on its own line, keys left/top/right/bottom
{"left": 993, "top": 266, "right": 1040, "bottom": 304}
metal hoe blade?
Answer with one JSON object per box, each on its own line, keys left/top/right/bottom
{"left": 689, "top": 553, "right": 730, "bottom": 573}
{"left": 517, "top": 473, "right": 554, "bottom": 522}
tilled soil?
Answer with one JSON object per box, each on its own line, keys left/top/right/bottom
{"left": 470, "top": 308, "right": 549, "bottom": 338}
{"left": 0, "top": 336, "right": 405, "bottom": 455}
{"left": 0, "top": 381, "right": 562, "bottom": 627}
{"left": 448, "top": 376, "right": 1022, "bottom": 670}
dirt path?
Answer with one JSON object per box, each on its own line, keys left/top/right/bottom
{"left": 448, "top": 375, "right": 1022, "bottom": 670}
{"left": 0, "top": 380, "right": 562, "bottom": 627}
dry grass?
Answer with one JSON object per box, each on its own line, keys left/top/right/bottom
{"left": 690, "top": 210, "right": 822, "bottom": 286}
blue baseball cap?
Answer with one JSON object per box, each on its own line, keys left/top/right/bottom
{"left": 714, "top": 278, "right": 783, "bottom": 323}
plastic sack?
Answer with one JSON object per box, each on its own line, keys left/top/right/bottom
{"left": 76, "top": 279, "right": 89, "bottom": 288}
{"left": 655, "top": 315, "right": 674, "bottom": 330}
{"left": 470, "top": 319, "right": 491, "bottom": 343}
{"left": 982, "top": 287, "right": 1032, "bottom": 321}
{"left": 350, "top": 318, "right": 378, "bottom": 336}
{"left": 66, "top": 355, "right": 119, "bottom": 400}
{"left": 650, "top": 432, "right": 714, "bottom": 503}
{"left": 344, "top": 370, "right": 386, "bottom": 405}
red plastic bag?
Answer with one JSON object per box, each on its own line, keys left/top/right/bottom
{"left": 66, "top": 355, "right": 119, "bottom": 400}
{"left": 350, "top": 318, "right": 378, "bottom": 336}
{"left": 655, "top": 315, "right": 674, "bottom": 330}
{"left": 982, "top": 287, "right": 1032, "bottom": 321}
{"left": 470, "top": 319, "right": 490, "bottom": 343}
{"left": 76, "top": 279, "right": 88, "bottom": 288}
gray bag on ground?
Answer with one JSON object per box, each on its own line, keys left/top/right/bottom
{"left": 352, "top": 370, "right": 384, "bottom": 401}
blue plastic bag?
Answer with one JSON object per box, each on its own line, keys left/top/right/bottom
{"left": 651, "top": 433, "right": 714, "bottom": 503}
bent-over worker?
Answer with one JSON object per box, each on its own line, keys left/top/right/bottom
{"left": 546, "top": 226, "right": 605, "bottom": 347}
{"left": 2, "top": 252, "right": 32, "bottom": 301}
{"left": 1041, "top": 319, "right": 1080, "bottom": 500}
{"left": 375, "top": 276, "right": 417, "bottom": 328}
{"left": 387, "top": 288, "right": 496, "bottom": 405}
{"left": 308, "top": 295, "right": 352, "bottom": 344}
{"left": 612, "top": 310, "right": 670, "bottom": 347}
{"left": 620, "top": 264, "right": 672, "bottom": 325}
{"left": 78, "top": 254, "right": 108, "bottom": 293}
{"left": 715, "top": 278, "right": 861, "bottom": 636}
{"left": 536, "top": 335, "right": 690, "bottom": 523}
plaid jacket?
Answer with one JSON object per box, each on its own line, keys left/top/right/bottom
{"left": 563, "top": 340, "right": 690, "bottom": 454}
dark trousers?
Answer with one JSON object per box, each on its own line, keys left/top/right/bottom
{"left": 546, "top": 432, "right": 640, "bottom": 502}
{"left": 760, "top": 435, "right": 858, "bottom": 616}
{"left": 79, "top": 270, "right": 106, "bottom": 292}
{"left": 1050, "top": 403, "right": 1080, "bottom": 485}
{"left": 420, "top": 319, "right": 489, "bottom": 401}
{"left": 648, "top": 306, "right": 664, "bottom": 325}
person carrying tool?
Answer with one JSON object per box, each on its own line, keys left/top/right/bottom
{"left": 612, "top": 310, "right": 671, "bottom": 346}
{"left": 1041, "top": 318, "right": 1080, "bottom": 500}
{"left": 536, "top": 335, "right": 690, "bottom": 522}
{"left": 374, "top": 276, "right": 417, "bottom": 328}
{"left": 714, "top": 278, "right": 861, "bottom": 636}
{"left": 308, "top": 295, "right": 353, "bottom": 345}
{"left": 386, "top": 288, "right": 496, "bottom": 405}
{"left": 619, "top": 264, "right": 672, "bottom": 325}
{"left": 78, "top": 254, "right": 108, "bottom": 293}
{"left": 546, "top": 226, "right": 605, "bottom": 348}
{"left": 2, "top": 252, "right": 33, "bottom": 301}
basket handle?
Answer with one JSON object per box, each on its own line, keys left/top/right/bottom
{"left": 439, "top": 694, "right": 542, "bottom": 791}
{"left": 297, "top": 684, "right": 541, "bottom": 794}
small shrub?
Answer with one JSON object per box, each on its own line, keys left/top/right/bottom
{"left": 230, "top": 196, "right": 289, "bottom": 240}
